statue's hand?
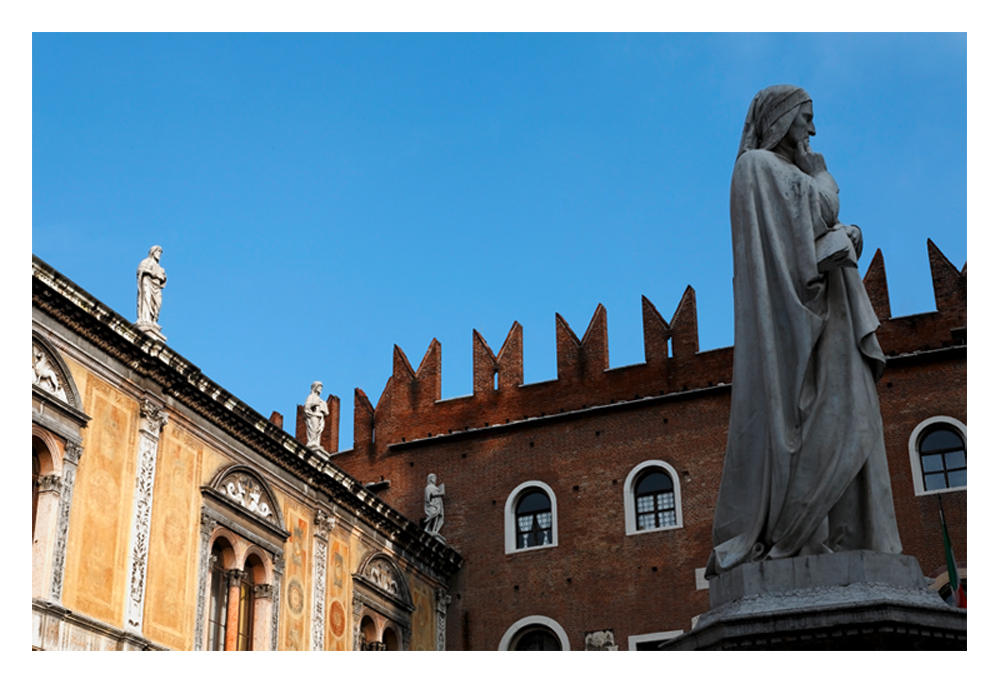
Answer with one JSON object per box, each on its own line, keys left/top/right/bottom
{"left": 845, "top": 224, "right": 863, "bottom": 259}
{"left": 795, "top": 140, "right": 828, "bottom": 176}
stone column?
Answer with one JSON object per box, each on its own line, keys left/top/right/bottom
{"left": 124, "top": 399, "right": 168, "bottom": 633}
{"left": 49, "top": 441, "right": 82, "bottom": 604}
{"left": 352, "top": 596, "right": 364, "bottom": 651}
{"left": 192, "top": 511, "right": 218, "bottom": 651}
{"left": 224, "top": 569, "right": 246, "bottom": 651}
{"left": 253, "top": 583, "right": 273, "bottom": 651}
{"left": 271, "top": 552, "right": 284, "bottom": 652}
{"left": 311, "top": 509, "right": 335, "bottom": 650}
{"left": 32, "top": 473, "right": 62, "bottom": 599}
{"left": 435, "top": 588, "right": 451, "bottom": 651}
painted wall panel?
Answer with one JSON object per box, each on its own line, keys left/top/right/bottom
{"left": 142, "top": 423, "right": 203, "bottom": 649}
{"left": 62, "top": 373, "right": 137, "bottom": 627}
{"left": 325, "top": 536, "right": 350, "bottom": 650}
{"left": 280, "top": 501, "right": 312, "bottom": 650}
{"left": 409, "top": 577, "right": 436, "bottom": 651}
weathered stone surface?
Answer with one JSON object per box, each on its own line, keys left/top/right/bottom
{"left": 663, "top": 552, "right": 965, "bottom": 650}
{"left": 709, "top": 550, "right": 926, "bottom": 608}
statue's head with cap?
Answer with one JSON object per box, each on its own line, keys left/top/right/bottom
{"left": 737, "top": 85, "right": 812, "bottom": 158}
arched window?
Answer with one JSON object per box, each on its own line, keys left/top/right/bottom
{"left": 360, "top": 615, "right": 379, "bottom": 650}
{"left": 635, "top": 470, "right": 676, "bottom": 530}
{"left": 516, "top": 490, "right": 552, "bottom": 549}
{"left": 498, "top": 615, "right": 571, "bottom": 651}
{"left": 504, "top": 481, "right": 558, "bottom": 554}
{"left": 908, "top": 417, "right": 967, "bottom": 496}
{"left": 511, "top": 627, "right": 561, "bottom": 650}
{"left": 382, "top": 626, "right": 399, "bottom": 651}
{"left": 208, "top": 540, "right": 231, "bottom": 651}
{"left": 623, "top": 461, "right": 684, "bottom": 535}
{"left": 198, "top": 466, "right": 286, "bottom": 651}
{"left": 919, "top": 428, "right": 966, "bottom": 491}
{"left": 236, "top": 558, "right": 256, "bottom": 651}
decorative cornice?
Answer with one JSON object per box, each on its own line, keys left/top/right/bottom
{"left": 33, "top": 255, "right": 462, "bottom": 578}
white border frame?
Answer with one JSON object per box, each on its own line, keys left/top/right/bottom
{"left": 505, "top": 480, "right": 558, "bottom": 554}
{"left": 498, "top": 615, "right": 571, "bottom": 651}
{"left": 623, "top": 460, "right": 684, "bottom": 535}
{"left": 627, "top": 630, "right": 684, "bottom": 650}
{"left": 908, "top": 416, "right": 967, "bottom": 496}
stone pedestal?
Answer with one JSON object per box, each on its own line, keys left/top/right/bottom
{"left": 661, "top": 551, "right": 965, "bottom": 650}
{"left": 136, "top": 322, "right": 166, "bottom": 342}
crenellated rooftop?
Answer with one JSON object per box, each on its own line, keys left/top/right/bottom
{"left": 289, "top": 240, "right": 965, "bottom": 456}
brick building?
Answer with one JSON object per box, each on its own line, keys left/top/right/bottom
{"left": 327, "top": 239, "right": 966, "bottom": 650}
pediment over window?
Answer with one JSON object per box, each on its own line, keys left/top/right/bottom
{"left": 354, "top": 553, "right": 413, "bottom": 613}
{"left": 32, "top": 334, "right": 82, "bottom": 410}
{"left": 203, "top": 465, "right": 287, "bottom": 541}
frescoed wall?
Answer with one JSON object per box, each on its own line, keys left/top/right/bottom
{"left": 409, "top": 577, "right": 436, "bottom": 651}
{"left": 32, "top": 256, "right": 460, "bottom": 651}
{"left": 281, "top": 503, "right": 312, "bottom": 650}
{"left": 325, "top": 537, "right": 350, "bottom": 651}
{"left": 62, "top": 373, "right": 137, "bottom": 627}
{"left": 142, "top": 423, "right": 204, "bottom": 649}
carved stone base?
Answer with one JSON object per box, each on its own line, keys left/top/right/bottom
{"left": 136, "top": 322, "right": 166, "bottom": 342}
{"left": 660, "top": 552, "right": 966, "bottom": 651}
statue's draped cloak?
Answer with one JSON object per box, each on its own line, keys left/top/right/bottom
{"left": 706, "top": 149, "right": 902, "bottom": 577}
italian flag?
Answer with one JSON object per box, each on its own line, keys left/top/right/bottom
{"left": 939, "top": 506, "right": 966, "bottom": 609}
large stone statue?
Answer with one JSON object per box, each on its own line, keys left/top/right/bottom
{"left": 706, "top": 85, "right": 902, "bottom": 578}
{"left": 136, "top": 245, "right": 167, "bottom": 336}
{"left": 423, "top": 473, "right": 445, "bottom": 540}
{"left": 304, "top": 381, "right": 328, "bottom": 450}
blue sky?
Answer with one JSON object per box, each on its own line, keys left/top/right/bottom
{"left": 32, "top": 33, "right": 967, "bottom": 450}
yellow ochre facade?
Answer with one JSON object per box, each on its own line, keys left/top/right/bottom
{"left": 32, "top": 255, "right": 461, "bottom": 651}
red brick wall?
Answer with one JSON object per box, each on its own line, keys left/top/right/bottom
{"left": 301, "top": 241, "right": 966, "bottom": 650}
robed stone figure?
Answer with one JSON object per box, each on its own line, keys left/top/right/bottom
{"left": 137, "top": 245, "right": 166, "bottom": 327}
{"left": 706, "top": 85, "right": 902, "bottom": 578}
{"left": 304, "top": 381, "right": 328, "bottom": 450}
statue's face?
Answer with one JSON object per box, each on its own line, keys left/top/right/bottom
{"left": 784, "top": 101, "right": 816, "bottom": 146}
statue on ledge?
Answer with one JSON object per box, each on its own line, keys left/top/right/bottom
{"left": 136, "top": 245, "right": 167, "bottom": 340}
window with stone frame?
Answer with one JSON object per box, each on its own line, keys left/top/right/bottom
{"left": 515, "top": 489, "right": 553, "bottom": 549}
{"left": 504, "top": 481, "right": 559, "bottom": 554}
{"left": 634, "top": 469, "right": 676, "bottom": 530}
{"left": 919, "top": 426, "right": 967, "bottom": 492}
{"left": 511, "top": 626, "right": 561, "bottom": 650}
{"left": 208, "top": 540, "right": 230, "bottom": 651}
{"left": 623, "top": 460, "right": 683, "bottom": 535}
{"left": 236, "top": 558, "right": 255, "bottom": 651}
{"left": 198, "top": 465, "right": 288, "bottom": 651}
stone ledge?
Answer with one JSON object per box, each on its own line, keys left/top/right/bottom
{"left": 661, "top": 552, "right": 966, "bottom": 650}
{"left": 709, "top": 550, "right": 927, "bottom": 608}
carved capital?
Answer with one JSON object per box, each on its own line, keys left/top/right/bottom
{"left": 254, "top": 583, "right": 273, "bottom": 599}
{"left": 36, "top": 473, "right": 62, "bottom": 493}
{"left": 200, "top": 511, "right": 219, "bottom": 532}
{"left": 226, "top": 569, "right": 246, "bottom": 588}
{"left": 63, "top": 442, "right": 84, "bottom": 465}
{"left": 139, "top": 398, "right": 168, "bottom": 435}
{"left": 314, "top": 509, "right": 336, "bottom": 538}
{"left": 435, "top": 589, "right": 452, "bottom": 615}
